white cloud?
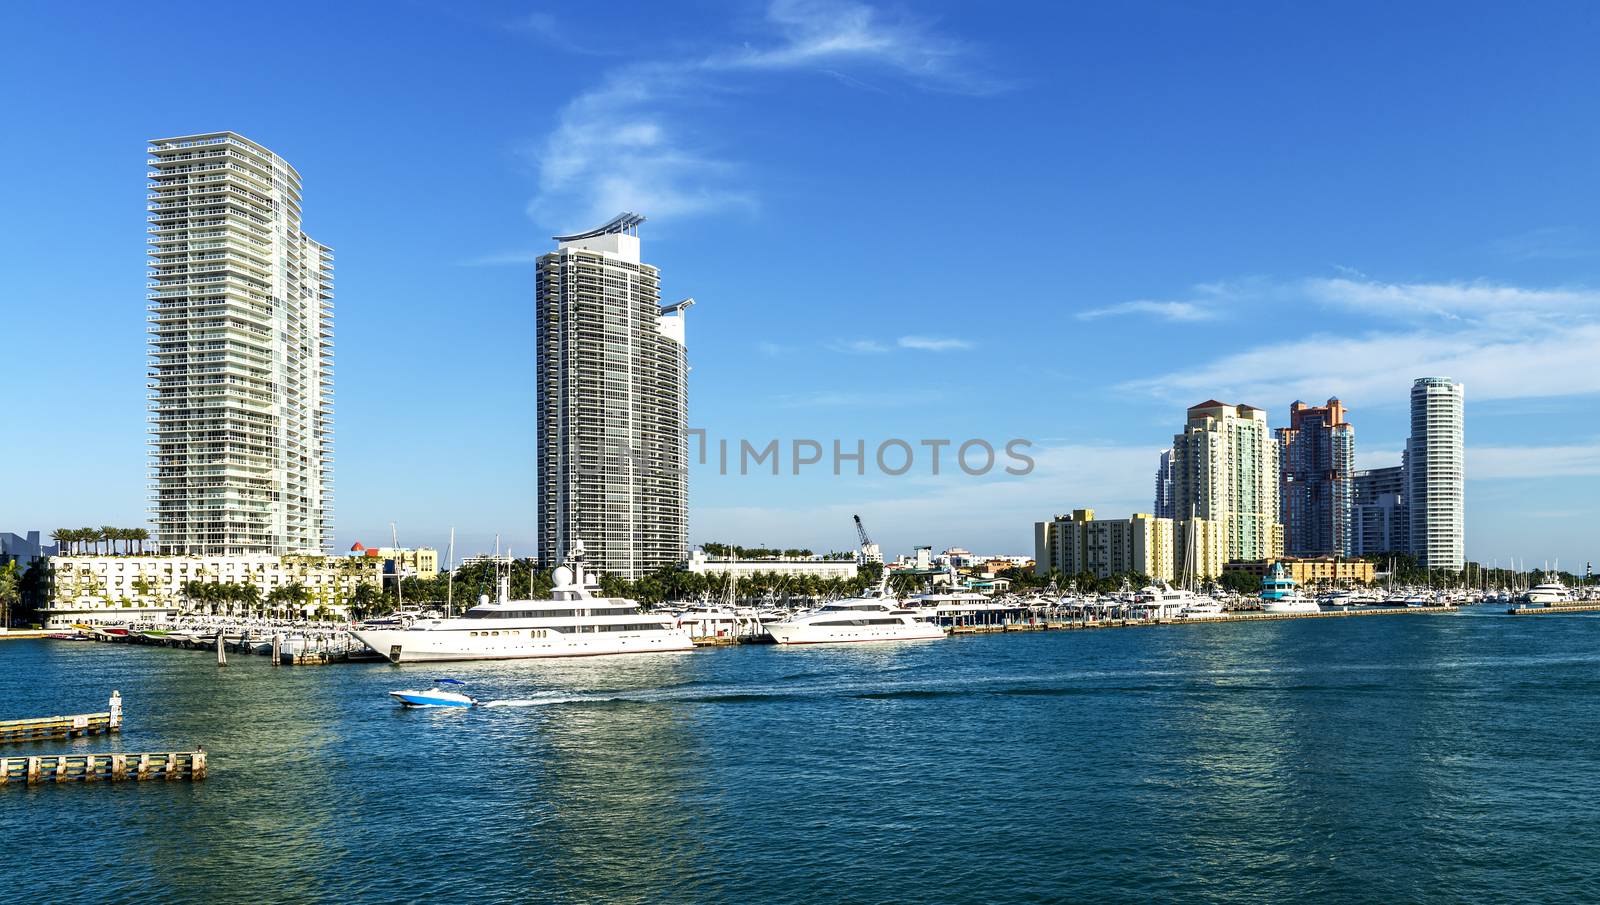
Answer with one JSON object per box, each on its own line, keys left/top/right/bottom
{"left": 1123, "top": 278, "right": 1600, "bottom": 407}
{"left": 527, "top": 1, "right": 992, "bottom": 231}
{"left": 897, "top": 335, "right": 972, "bottom": 351}
{"left": 1076, "top": 300, "right": 1215, "bottom": 322}
{"left": 1305, "top": 277, "right": 1600, "bottom": 323}
{"left": 830, "top": 339, "right": 890, "bottom": 354}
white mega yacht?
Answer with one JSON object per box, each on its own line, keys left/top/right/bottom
{"left": 351, "top": 544, "right": 692, "bottom": 663}
{"left": 766, "top": 582, "right": 946, "bottom": 645}
{"left": 1523, "top": 577, "right": 1572, "bottom": 605}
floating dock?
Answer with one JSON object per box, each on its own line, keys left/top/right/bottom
{"left": 0, "top": 692, "right": 123, "bottom": 744}
{"left": 0, "top": 750, "right": 206, "bottom": 784}
{"left": 948, "top": 605, "right": 1456, "bottom": 635}
{"left": 1507, "top": 602, "right": 1600, "bottom": 616}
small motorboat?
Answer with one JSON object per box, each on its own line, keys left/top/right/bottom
{"left": 389, "top": 678, "right": 478, "bottom": 707}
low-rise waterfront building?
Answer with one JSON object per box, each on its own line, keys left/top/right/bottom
{"left": 1034, "top": 509, "right": 1177, "bottom": 582}
{"left": 348, "top": 543, "right": 439, "bottom": 580}
{"left": 1223, "top": 556, "right": 1376, "bottom": 587}
{"left": 685, "top": 548, "right": 859, "bottom": 581}
{"left": 43, "top": 554, "right": 382, "bottom": 628}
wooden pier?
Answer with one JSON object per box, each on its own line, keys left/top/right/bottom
{"left": 948, "top": 605, "right": 1457, "bottom": 635}
{"left": 1507, "top": 602, "right": 1600, "bottom": 616}
{"left": 0, "top": 692, "right": 123, "bottom": 744}
{"left": 0, "top": 750, "right": 206, "bottom": 784}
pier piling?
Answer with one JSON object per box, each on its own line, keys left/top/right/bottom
{"left": 0, "top": 692, "right": 124, "bottom": 744}
{"left": 2, "top": 750, "right": 207, "bottom": 785}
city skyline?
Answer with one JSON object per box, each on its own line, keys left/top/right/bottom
{"left": 3, "top": 2, "right": 1597, "bottom": 567}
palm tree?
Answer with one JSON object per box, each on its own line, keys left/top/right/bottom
{"left": 130, "top": 528, "right": 150, "bottom": 555}
{"left": 50, "top": 529, "right": 70, "bottom": 556}
{"left": 0, "top": 560, "right": 20, "bottom": 629}
{"left": 100, "top": 526, "right": 120, "bottom": 555}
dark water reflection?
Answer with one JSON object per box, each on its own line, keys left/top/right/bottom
{"left": 3, "top": 609, "right": 1599, "bottom": 903}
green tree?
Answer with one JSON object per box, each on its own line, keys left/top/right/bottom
{"left": 0, "top": 560, "right": 20, "bottom": 629}
{"left": 1218, "top": 570, "right": 1260, "bottom": 595}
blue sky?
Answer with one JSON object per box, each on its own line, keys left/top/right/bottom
{"left": 3, "top": 1, "right": 1597, "bottom": 569}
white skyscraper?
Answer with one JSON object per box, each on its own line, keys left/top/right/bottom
{"left": 147, "top": 132, "right": 333, "bottom": 555}
{"left": 1405, "top": 377, "right": 1464, "bottom": 571}
{"left": 536, "top": 213, "right": 690, "bottom": 579}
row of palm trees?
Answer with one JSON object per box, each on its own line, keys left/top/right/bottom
{"left": 181, "top": 580, "right": 319, "bottom": 618}
{"left": 51, "top": 527, "right": 151, "bottom": 556}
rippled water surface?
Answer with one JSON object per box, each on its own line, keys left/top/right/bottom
{"left": 4, "top": 609, "right": 1600, "bottom": 903}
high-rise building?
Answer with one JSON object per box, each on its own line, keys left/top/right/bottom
{"left": 147, "top": 133, "right": 334, "bottom": 555}
{"left": 536, "top": 213, "right": 690, "bottom": 580}
{"left": 1276, "top": 398, "right": 1355, "bottom": 556}
{"left": 1171, "top": 400, "right": 1283, "bottom": 564}
{"left": 1352, "top": 465, "right": 1407, "bottom": 556}
{"left": 1153, "top": 448, "right": 1175, "bottom": 518}
{"left": 1406, "top": 377, "right": 1464, "bottom": 570}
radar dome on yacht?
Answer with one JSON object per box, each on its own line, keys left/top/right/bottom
{"left": 552, "top": 566, "right": 574, "bottom": 587}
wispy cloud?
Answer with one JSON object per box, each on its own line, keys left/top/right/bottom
{"left": 1469, "top": 441, "right": 1600, "bottom": 479}
{"left": 526, "top": 0, "right": 995, "bottom": 232}
{"left": 1305, "top": 277, "right": 1600, "bottom": 323}
{"left": 1122, "top": 277, "right": 1600, "bottom": 406}
{"left": 1488, "top": 227, "right": 1597, "bottom": 262}
{"left": 897, "top": 335, "right": 972, "bottom": 351}
{"left": 830, "top": 339, "right": 891, "bottom": 354}
{"left": 1076, "top": 300, "right": 1216, "bottom": 322}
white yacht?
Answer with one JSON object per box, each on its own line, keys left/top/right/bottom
{"left": 1133, "top": 582, "right": 1221, "bottom": 619}
{"left": 766, "top": 584, "right": 945, "bottom": 645}
{"left": 351, "top": 545, "right": 692, "bottom": 663}
{"left": 1523, "top": 578, "right": 1572, "bottom": 606}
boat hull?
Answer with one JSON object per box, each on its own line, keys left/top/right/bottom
{"left": 766, "top": 623, "right": 946, "bottom": 645}
{"left": 389, "top": 690, "right": 476, "bottom": 707}
{"left": 352, "top": 627, "right": 694, "bottom": 663}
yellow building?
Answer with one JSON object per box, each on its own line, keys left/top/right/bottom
{"left": 1224, "top": 557, "right": 1376, "bottom": 586}
{"left": 350, "top": 544, "right": 439, "bottom": 580}
{"left": 1034, "top": 509, "right": 1175, "bottom": 582}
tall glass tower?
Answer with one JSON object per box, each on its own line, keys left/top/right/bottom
{"left": 1406, "top": 377, "right": 1464, "bottom": 570}
{"left": 147, "top": 133, "right": 334, "bottom": 555}
{"left": 535, "top": 213, "right": 690, "bottom": 579}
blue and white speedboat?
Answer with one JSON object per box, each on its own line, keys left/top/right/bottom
{"left": 389, "top": 679, "right": 478, "bottom": 707}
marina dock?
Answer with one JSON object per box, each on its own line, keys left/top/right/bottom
{"left": 0, "top": 750, "right": 206, "bottom": 784}
{"left": 949, "top": 605, "right": 1458, "bottom": 635}
{"left": 0, "top": 692, "right": 122, "bottom": 743}
{"left": 1507, "top": 602, "right": 1600, "bottom": 616}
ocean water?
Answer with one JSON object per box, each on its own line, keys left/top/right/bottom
{"left": 3, "top": 609, "right": 1599, "bottom": 903}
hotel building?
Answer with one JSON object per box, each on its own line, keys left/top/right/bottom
{"left": 535, "top": 214, "right": 690, "bottom": 580}
{"left": 147, "top": 133, "right": 334, "bottom": 556}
